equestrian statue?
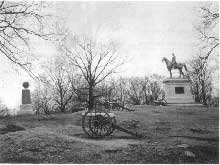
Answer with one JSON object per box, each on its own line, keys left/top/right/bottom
{"left": 162, "top": 53, "right": 188, "bottom": 78}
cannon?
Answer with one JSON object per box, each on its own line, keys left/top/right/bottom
{"left": 78, "top": 88, "right": 143, "bottom": 138}
{"left": 82, "top": 105, "right": 143, "bottom": 138}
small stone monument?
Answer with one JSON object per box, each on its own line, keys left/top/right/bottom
{"left": 18, "top": 82, "right": 34, "bottom": 115}
{"left": 162, "top": 54, "right": 194, "bottom": 104}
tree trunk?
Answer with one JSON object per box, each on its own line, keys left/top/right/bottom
{"left": 194, "top": 83, "right": 200, "bottom": 102}
{"left": 88, "top": 83, "right": 94, "bottom": 111}
{"left": 60, "top": 104, "right": 65, "bottom": 113}
{"left": 201, "top": 80, "right": 207, "bottom": 105}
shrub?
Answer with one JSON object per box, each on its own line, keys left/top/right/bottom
{"left": 0, "top": 107, "right": 9, "bottom": 117}
{"left": 208, "top": 97, "right": 219, "bottom": 107}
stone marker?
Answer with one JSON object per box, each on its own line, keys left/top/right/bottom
{"left": 17, "top": 82, "right": 34, "bottom": 115}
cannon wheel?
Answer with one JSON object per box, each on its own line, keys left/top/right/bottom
{"left": 82, "top": 109, "right": 116, "bottom": 138}
{"left": 106, "top": 116, "right": 116, "bottom": 136}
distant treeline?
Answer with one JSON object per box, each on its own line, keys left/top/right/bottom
{"left": 30, "top": 73, "right": 218, "bottom": 115}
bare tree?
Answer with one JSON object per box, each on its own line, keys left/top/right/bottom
{"left": 0, "top": 1, "right": 52, "bottom": 78}
{"left": 68, "top": 72, "right": 88, "bottom": 103}
{"left": 196, "top": 2, "right": 219, "bottom": 60}
{"left": 140, "top": 76, "right": 151, "bottom": 104}
{"left": 32, "top": 83, "right": 53, "bottom": 115}
{"left": 63, "top": 35, "right": 124, "bottom": 110}
{"left": 48, "top": 63, "right": 74, "bottom": 113}
{"left": 0, "top": 99, "right": 9, "bottom": 116}
{"left": 114, "top": 78, "right": 128, "bottom": 105}
{"left": 149, "top": 81, "right": 163, "bottom": 102}
{"left": 189, "top": 2, "right": 218, "bottom": 105}
{"left": 95, "top": 81, "right": 113, "bottom": 101}
{"left": 107, "top": 78, "right": 128, "bottom": 104}
{"left": 98, "top": 75, "right": 164, "bottom": 106}
{"left": 125, "top": 77, "right": 145, "bottom": 105}
{"left": 148, "top": 74, "right": 164, "bottom": 102}
{"left": 189, "top": 55, "right": 212, "bottom": 105}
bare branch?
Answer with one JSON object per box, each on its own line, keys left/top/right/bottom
{"left": 199, "top": 43, "right": 219, "bottom": 59}
{"left": 195, "top": 3, "right": 219, "bottom": 60}
{"left": 0, "top": 1, "right": 53, "bottom": 79}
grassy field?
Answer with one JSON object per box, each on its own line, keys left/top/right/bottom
{"left": 0, "top": 105, "right": 218, "bottom": 163}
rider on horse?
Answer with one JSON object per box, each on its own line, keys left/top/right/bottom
{"left": 162, "top": 53, "right": 188, "bottom": 78}
{"left": 172, "top": 53, "right": 177, "bottom": 69}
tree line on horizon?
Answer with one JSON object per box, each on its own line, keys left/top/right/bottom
{"left": 31, "top": 71, "right": 166, "bottom": 114}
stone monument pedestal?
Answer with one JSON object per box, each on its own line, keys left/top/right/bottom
{"left": 18, "top": 82, "right": 35, "bottom": 115}
{"left": 18, "top": 104, "right": 34, "bottom": 115}
{"left": 163, "top": 78, "right": 194, "bottom": 104}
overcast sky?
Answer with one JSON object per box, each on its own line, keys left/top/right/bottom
{"left": 0, "top": 1, "right": 218, "bottom": 109}
{"left": 56, "top": 1, "right": 200, "bottom": 76}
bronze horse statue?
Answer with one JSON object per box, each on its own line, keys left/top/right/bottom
{"left": 162, "top": 57, "right": 188, "bottom": 78}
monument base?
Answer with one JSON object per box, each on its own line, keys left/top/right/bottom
{"left": 18, "top": 104, "right": 35, "bottom": 115}
{"left": 163, "top": 78, "right": 194, "bottom": 104}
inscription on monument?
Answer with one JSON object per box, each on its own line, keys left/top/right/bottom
{"left": 22, "top": 89, "right": 31, "bottom": 104}
{"left": 175, "top": 87, "right": 184, "bottom": 94}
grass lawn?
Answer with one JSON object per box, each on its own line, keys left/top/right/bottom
{"left": 0, "top": 105, "right": 218, "bottom": 163}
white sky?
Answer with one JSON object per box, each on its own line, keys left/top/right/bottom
{"left": 55, "top": 1, "right": 202, "bottom": 76}
{"left": 0, "top": 1, "right": 218, "bottom": 110}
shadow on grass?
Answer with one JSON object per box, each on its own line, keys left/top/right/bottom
{"left": 73, "top": 133, "right": 147, "bottom": 140}
{"left": 170, "top": 135, "right": 219, "bottom": 142}
{"left": 0, "top": 124, "right": 25, "bottom": 134}
{"left": 190, "top": 128, "right": 212, "bottom": 134}
{"left": 188, "top": 145, "right": 219, "bottom": 163}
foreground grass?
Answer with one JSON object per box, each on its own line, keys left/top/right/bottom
{"left": 0, "top": 105, "right": 218, "bottom": 163}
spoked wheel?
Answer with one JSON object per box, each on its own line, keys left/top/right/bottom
{"left": 82, "top": 109, "right": 116, "bottom": 138}
{"left": 105, "top": 115, "right": 116, "bottom": 136}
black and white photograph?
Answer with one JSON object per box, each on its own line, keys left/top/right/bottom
{"left": 0, "top": 0, "right": 218, "bottom": 163}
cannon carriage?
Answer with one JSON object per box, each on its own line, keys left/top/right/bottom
{"left": 78, "top": 88, "right": 142, "bottom": 138}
